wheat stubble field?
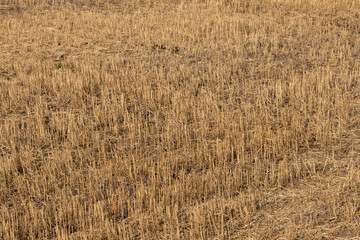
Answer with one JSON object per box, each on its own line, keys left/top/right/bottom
{"left": 1, "top": 0, "right": 360, "bottom": 239}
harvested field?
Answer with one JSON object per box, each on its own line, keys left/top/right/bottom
{"left": 1, "top": 0, "right": 360, "bottom": 239}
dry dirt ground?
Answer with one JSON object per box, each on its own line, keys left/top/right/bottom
{"left": 1, "top": 0, "right": 360, "bottom": 239}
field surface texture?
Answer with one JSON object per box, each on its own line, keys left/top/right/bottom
{"left": 1, "top": 0, "right": 360, "bottom": 239}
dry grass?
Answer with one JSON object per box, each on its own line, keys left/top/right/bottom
{"left": 1, "top": 0, "right": 360, "bottom": 239}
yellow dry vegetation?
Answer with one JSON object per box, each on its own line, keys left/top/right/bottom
{"left": 1, "top": 0, "right": 360, "bottom": 239}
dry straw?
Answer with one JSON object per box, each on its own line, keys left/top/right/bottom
{"left": 1, "top": 0, "right": 360, "bottom": 239}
